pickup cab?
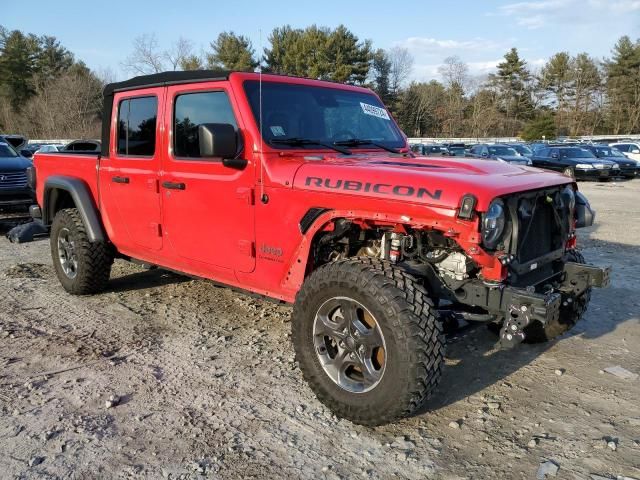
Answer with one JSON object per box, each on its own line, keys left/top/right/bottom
{"left": 31, "top": 70, "right": 610, "bottom": 426}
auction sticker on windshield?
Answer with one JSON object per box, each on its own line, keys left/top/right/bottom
{"left": 360, "top": 102, "right": 390, "bottom": 120}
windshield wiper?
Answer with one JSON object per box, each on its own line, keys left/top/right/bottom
{"left": 269, "top": 137, "right": 351, "bottom": 155}
{"left": 333, "top": 138, "right": 400, "bottom": 154}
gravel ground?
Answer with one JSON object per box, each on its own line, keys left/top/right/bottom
{"left": 0, "top": 180, "right": 639, "bottom": 479}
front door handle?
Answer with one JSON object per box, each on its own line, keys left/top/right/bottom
{"left": 162, "top": 181, "right": 186, "bottom": 190}
{"left": 112, "top": 176, "right": 130, "bottom": 184}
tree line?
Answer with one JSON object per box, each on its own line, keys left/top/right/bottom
{"left": 1, "top": 23, "right": 639, "bottom": 140}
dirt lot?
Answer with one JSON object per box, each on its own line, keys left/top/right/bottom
{"left": 0, "top": 180, "right": 639, "bottom": 480}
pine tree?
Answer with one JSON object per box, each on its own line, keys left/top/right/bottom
{"left": 207, "top": 32, "right": 258, "bottom": 72}
{"left": 604, "top": 36, "right": 640, "bottom": 134}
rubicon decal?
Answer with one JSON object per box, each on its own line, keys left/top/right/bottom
{"left": 305, "top": 177, "right": 442, "bottom": 200}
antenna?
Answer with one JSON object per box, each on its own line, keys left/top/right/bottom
{"left": 258, "top": 28, "right": 266, "bottom": 204}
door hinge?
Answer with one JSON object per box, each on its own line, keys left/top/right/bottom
{"left": 237, "top": 240, "right": 255, "bottom": 257}
{"left": 236, "top": 187, "right": 254, "bottom": 205}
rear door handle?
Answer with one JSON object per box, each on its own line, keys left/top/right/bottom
{"left": 112, "top": 176, "right": 130, "bottom": 184}
{"left": 162, "top": 181, "right": 186, "bottom": 190}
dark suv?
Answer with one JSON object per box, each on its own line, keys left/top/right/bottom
{"left": 581, "top": 144, "right": 638, "bottom": 179}
{"left": 0, "top": 137, "right": 35, "bottom": 211}
{"left": 531, "top": 146, "right": 618, "bottom": 180}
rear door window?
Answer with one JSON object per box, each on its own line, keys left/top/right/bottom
{"left": 117, "top": 96, "right": 158, "bottom": 157}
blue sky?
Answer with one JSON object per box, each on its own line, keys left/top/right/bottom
{"left": 3, "top": 0, "right": 639, "bottom": 82}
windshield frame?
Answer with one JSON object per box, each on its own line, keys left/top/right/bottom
{"left": 560, "top": 148, "right": 596, "bottom": 159}
{"left": 242, "top": 80, "right": 406, "bottom": 152}
{"left": 488, "top": 146, "right": 519, "bottom": 156}
{"left": 0, "top": 140, "right": 19, "bottom": 158}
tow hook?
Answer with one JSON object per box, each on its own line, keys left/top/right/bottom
{"left": 498, "top": 304, "right": 531, "bottom": 349}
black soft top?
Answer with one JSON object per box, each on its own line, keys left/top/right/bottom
{"left": 101, "top": 70, "right": 231, "bottom": 157}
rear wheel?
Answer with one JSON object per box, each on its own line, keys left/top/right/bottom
{"left": 292, "top": 258, "right": 444, "bottom": 426}
{"left": 524, "top": 250, "right": 591, "bottom": 343}
{"left": 50, "top": 208, "right": 114, "bottom": 295}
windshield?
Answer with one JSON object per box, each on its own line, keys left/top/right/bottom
{"left": 561, "top": 148, "right": 596, "bottom": 159}
{"left": 0, "top": 142, "right": 19, "bottom": 158}
{"left": 511, "top": 145, "right": 532, "bottom": 155}
{"left": 243, "top": 81, "right": 405, "bottom": 150}
{"left": 488, "top": 146, "right": 518, "bottom": 156}
{"left": 595, "top": 147, "right": 625, "bottom": 158}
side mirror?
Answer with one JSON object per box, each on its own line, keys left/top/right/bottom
{"left": 20, "top": 149, "right": 33, "bottom": 158}
{"left": 631, "top": 148, "right": 640, "bottom": 154}
{"left": 551, "top": 152, "right": 559, "bottom": 159}
{"left": 481, "top": 152, "right": 488, "bottom": 157}
{"left": 198, "top": 123, "right": 238, "bottom": 160}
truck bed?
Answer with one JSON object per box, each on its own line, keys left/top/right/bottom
{"left": 33, "top": 152, "right": 101, "bottom": 210}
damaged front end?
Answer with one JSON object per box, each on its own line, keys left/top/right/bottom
{"left": 420, "top": 185, "right": 610, "bottom": 348}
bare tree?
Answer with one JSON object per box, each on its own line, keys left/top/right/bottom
{"left": 19, "top": 71, "right": 103, "bottom": 138}
{"left": 164, "top": 37, "right": 195, "bottom": 71}
{"left": 388, "top": 47, "right": 414, "bottom": 96}
{"left": 438, "top": 56, "right": 469, "bottom": 90}
{"left": 122, "top": 33, "right": 165, "bottom": 75}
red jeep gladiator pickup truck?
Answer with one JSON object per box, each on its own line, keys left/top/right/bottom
{"left": 30, "top": 70, "right": 610, "bottom": 425}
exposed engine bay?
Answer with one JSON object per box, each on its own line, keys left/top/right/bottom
{"left": 309, "top": 185, "right": 608, "bottom": 348}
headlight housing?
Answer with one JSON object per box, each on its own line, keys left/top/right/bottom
{"left": 575, "top": 163, "right": 594, "bottom": 169}
{"left": 482, "top": 199, "right": 506, "bottom": 249}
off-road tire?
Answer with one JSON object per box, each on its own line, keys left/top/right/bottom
{"left": 524, "top": 250, "right": 591, "bottom": 343}
{"left": 292, "top": 258, "right": 444, "bottom": 426}
{"left": 50, "top": 208, "right": 114, "bottom": 295}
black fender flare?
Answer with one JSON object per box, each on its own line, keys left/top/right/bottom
{"left": 42, "top": 176, "right": 106, "bottom": 242}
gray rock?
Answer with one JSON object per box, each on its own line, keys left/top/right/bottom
{"left": 607, "top": 440, "right": 617, "bottom": 451}
{"left": 486, "top": 402, "right": 501, "bottom": 410}
{"left": 554, "top": 369, "right": 564, "bottom": 376}
{"left": 105, "top": 394, "right": 120, "bottom": 409}
{"left": 528, "top": 438, "right": 538, "bottom": 448}
{"left": 448, "top": 420, "right": 461, "bottom": 429}
{"left": 536, "top": 460, "right": 559, "bottom": 479}
{"left": 28, "top": 456, "right": 44, "bottom": 467}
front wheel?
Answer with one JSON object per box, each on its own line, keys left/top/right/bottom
{"left": 292, "top": 259, "right": 444, "bottom": 426}
{"left": 50, "top": 208, "right": 114, "bottom": 295}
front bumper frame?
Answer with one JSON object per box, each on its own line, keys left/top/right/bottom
{"left": 452, "top": 260, "right": 611, "bottom": 348}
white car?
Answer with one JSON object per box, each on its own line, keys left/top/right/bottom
{"left": 609, "top": 142, "right": 640, "bottom": 162}
{"left": 37, "top": 144, "right": 64, "bottom": 153}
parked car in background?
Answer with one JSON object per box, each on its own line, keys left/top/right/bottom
{"left": 37, "top": 144, "right": 65, "bottom": 153}
{"left": 581, "top": 144, "right": 638, "bottom": 179}
{"left": 60, "top": 140, "right": 101, "bottom": 153}
{"left": 410, "top": 144, "right": 445, "bottom": 155}
{"left": 531, "top": 146, "right": 618, "bottom": 180}
{"left": 2, "top": 134, "right": 35, "bottom": 158}
{"left": 609, "top": 142, "right": 640, "bottom": 162}
{"left": 466, "top": 144, "right": 531, "bottom": 165}
{"left": 0, "top": 137, "right": 35, "bottom": 211}
{"left": 506, "top": 143, "right": 533, "bottom": 159}
{"left": 442, "top": 143, "right": 466, "bottom": 156}
{"left": 528, "top": 142, "right": 567, "bottom": 155}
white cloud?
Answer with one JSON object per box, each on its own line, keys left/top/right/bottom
{"left": 494, "top": 0, "right": 640, "bottom": 29}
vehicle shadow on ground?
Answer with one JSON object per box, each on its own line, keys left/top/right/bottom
{"left": 106, "top": 268, "right": 190, "bottom": 293}
{"left": 420, "top": 232, "right": 639, "bottom": 415}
